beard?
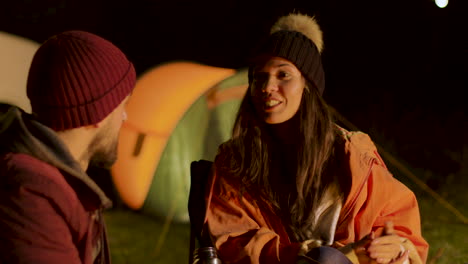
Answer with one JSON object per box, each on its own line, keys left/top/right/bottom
{"left": 88, "top": 131, "right": 119, "bottom": 169}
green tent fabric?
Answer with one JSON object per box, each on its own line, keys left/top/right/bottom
{"left": 141, "top": 69, "right": 247, "bottom": 222}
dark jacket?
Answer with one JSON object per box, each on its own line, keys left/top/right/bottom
{"left": 0, "top": 104, "right": 112, "bottom": 264}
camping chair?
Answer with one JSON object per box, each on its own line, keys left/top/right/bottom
{"left": 188, "top": 159, "right": 216, "bottom": 264}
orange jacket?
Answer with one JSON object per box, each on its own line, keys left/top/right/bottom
{"left": 205, "top": 130, "right": 429, "bottom": 263}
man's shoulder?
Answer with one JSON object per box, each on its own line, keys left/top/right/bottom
{"left": 0, "top": 152, "right": 68, "bottom": 189}
{"left": 1, "top": 152, "right": 58, "bottom": 174}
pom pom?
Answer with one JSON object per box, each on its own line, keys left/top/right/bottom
{"left": 271, "top": 13, "right": 324, "bottom": 53}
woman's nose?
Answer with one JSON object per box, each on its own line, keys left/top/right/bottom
{"left": 262, "top": 77, "right": 278, "bottom": 93}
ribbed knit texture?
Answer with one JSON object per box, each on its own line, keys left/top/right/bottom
{"left": 249, "top": 30, "right": 325, "bottom": 95}
{"left": 27, "top": 30, "right": 136, "bottom": 131}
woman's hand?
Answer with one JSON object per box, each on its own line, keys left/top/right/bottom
{"left": 353, "top": 232, "right": 377, "bottom": 264}
{"left": 366, "top": 222, "right": 409, "bottom": 264}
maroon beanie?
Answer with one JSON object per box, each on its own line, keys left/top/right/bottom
{"left": 27, "top": 30, "right": 136, "bottom": 131}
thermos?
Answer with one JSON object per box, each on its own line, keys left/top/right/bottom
{"left": 193, "top": 246, "right": 222, "bottom": 264}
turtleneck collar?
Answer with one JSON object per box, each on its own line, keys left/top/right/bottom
{"left": 265, "top": 111, "right": 301, "bottom": 146}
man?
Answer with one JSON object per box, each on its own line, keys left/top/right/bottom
{"left": 0, "top": 30, "right": 136, "bottom": 263}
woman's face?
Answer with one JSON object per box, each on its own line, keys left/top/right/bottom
{"left": 251, "top": 57, "right": 305, "bottom": 124}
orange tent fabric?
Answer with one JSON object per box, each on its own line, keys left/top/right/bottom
{"left": 111, "top": 62, "right": 235, "bottom": 210}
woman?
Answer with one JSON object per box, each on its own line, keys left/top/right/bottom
{"left": 204, "top": 13, "right": 428, "bottom": 264}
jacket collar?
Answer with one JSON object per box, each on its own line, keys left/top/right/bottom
{"left": 0, "top": 103, "right": 112, "bottom": 209}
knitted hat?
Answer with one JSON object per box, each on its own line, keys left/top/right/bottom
{"left": 27, "top": 30, "right": 136, "bottom": 131}
{"left": 248, "top": 13, "right": 325, "bottom": 95}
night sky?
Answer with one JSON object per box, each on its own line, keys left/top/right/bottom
{"left": 1, "top": 0, "right": 466, "bottom": 187}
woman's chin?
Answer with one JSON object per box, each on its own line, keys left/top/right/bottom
{"left": 264, "top": 116, "right": 289, "bottom": 124}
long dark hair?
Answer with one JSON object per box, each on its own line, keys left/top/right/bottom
{"left": 219, "top": 79, "right": 342, "bottom": 241}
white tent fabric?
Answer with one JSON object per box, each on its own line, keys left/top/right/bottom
{"left": 0, "top": 32, "right": 39, "bottom": 113}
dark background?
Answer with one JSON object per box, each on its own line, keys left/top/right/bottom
{"left": 1, "top": 0, "right": 466, "bottom": 190}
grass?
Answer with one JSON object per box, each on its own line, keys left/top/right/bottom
{"left": 104, "top": 209, "right": 190, "bottom": 263}
{"left": 416, "top": 171, "right": 468, "bottom": 264}
{"left": 104, "top": 190, "right": 467, "bottom": 264}
{"left": 419, "top": 196, "right": 468, "bottom": 264}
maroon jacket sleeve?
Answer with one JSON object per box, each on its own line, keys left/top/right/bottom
{"left": 0, "top": 157, "right": 82, "bottom": 264}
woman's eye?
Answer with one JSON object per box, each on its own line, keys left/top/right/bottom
{"left": 278, "top": 71, "right": 290, "bottom": 79}
{"left": 253, "top": 72, "right": 268, "bottom": 84}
